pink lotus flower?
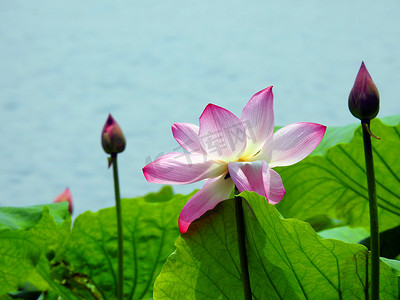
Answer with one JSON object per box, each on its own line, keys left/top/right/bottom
{"left": 53, "top": 187, "right": 73, "bottom": 214}
{"left": 143, "top": 87, "right": 326, "bottom": 233}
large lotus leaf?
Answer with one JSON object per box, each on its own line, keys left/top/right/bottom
{"left": 318, "top": 226, "right": 369, "bottom": 244}
{"left": 63, "top": 186, "right": 192, "bottom": 299}
{"left": 0, "top": 203, "right": 71, "bottom": 295}
{"left": 275, "top": 117, "right": 400, "bottom": 232}
{"left": 0, "top": 202, "right": 70, "bottom": 231}
{"left": 154, "top": 191, "right": 399, "bottom": 299}
{"left": 381, "top": 257, "right": 400, "bottom": 276}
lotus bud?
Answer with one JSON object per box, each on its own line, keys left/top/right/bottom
{"left": 53, "top": 187, "right": 73, "bottom": 214}
{"left": 348, "top": 62, "right": 380, "bottom": 121}
{"left": 101, "top": 114, "right": 126, "bottom": 154}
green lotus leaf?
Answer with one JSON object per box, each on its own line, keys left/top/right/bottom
{"left": 276, "top": 117, "right": 400, "bottom": 232}
{"left": 62, "top": 187, "right": 193, "bottom": 299}
{"left": 154, "top": 191, "right": 399, "bottom": 299}
{"left": 0, "top": 203, "right": 71, "bottom": 295}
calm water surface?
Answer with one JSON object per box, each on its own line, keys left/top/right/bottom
{"left": 1, "top": 1, "right": 399, "bottom": 216}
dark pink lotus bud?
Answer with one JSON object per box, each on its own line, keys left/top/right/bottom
{"left": 53, "top": 187, "right": 73, "bottom": 214}
{"left": 348, "top": 62, "right": 380, "bottom": 120}
{"left": 101, "top": 114, "right": 126, "bottom": 154}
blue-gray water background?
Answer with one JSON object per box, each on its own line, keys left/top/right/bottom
{"left": 1, "top": 1, "right": 399, "bottom": 216}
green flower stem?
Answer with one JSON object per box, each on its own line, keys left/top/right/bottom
{"left": 111, "top": 153, "right": 124, "bottom": 300}
{"left": 362, "top": 121, "right": 380, "bottom": 300}
{"left": 235, "top": 195, "right": 252, "bottom": 300}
